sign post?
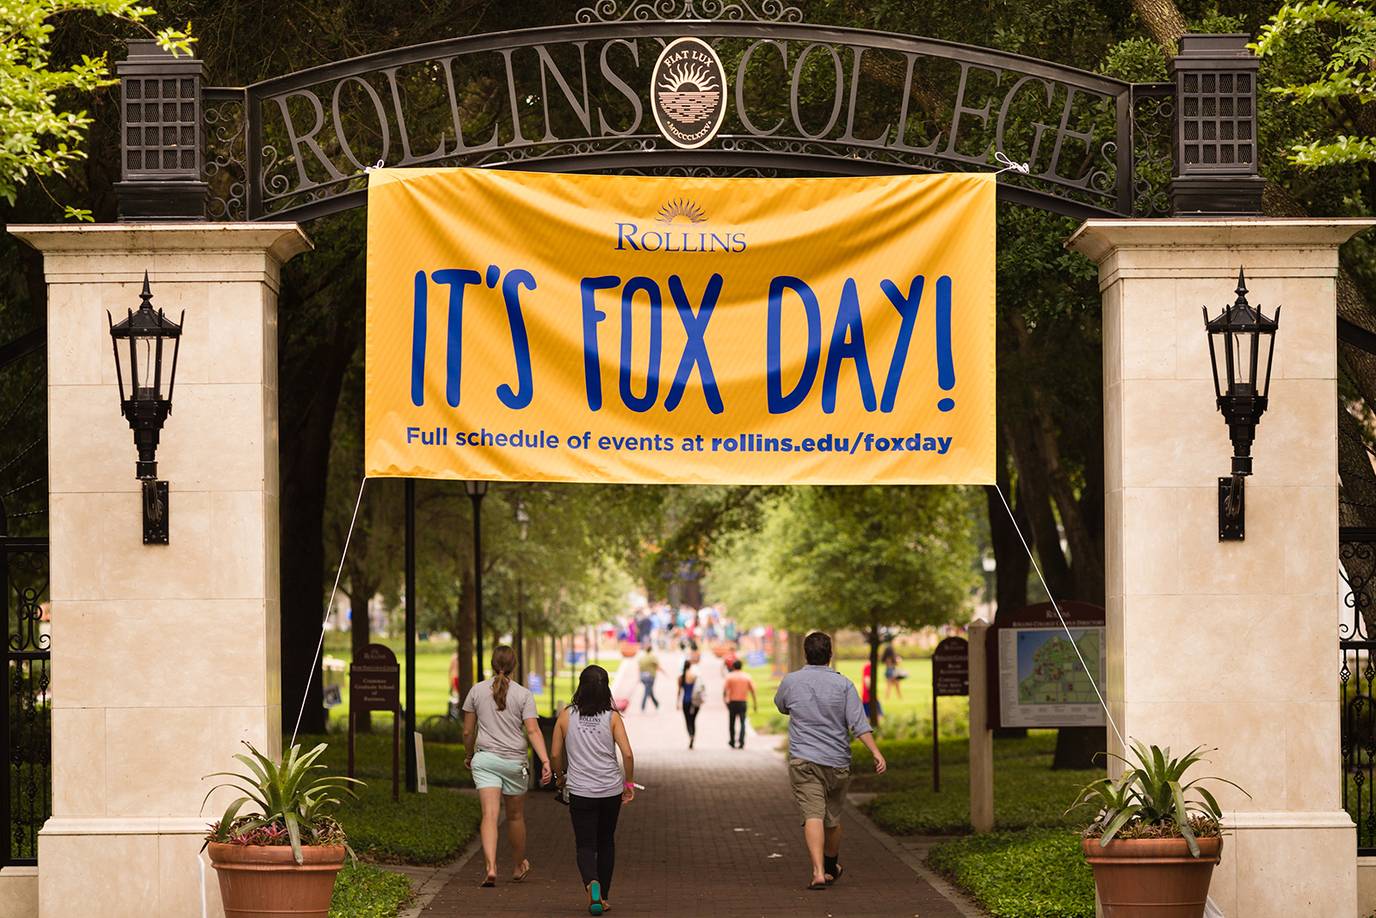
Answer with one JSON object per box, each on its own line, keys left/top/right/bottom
{"left": 349, "top": 643, "right": 402, "bottom": 801}
{"left": 930, "top": 636, "right": 969, "bottom": 793}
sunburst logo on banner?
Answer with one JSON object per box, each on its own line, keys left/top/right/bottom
{"left": 655, "top": 197, "right": 708, "bottom": 224}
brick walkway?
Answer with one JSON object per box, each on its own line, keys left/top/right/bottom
{"left": 423, "top": 651, "right": 969, "bottom": 917}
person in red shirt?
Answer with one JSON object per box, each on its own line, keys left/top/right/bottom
{"left": 861, "top": 661, "right": 882, "bottom": 723}
{"left": 722, "top": 660, "right": 757, "bottom": 749}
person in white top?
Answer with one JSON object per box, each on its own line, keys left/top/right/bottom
{"left": 551, "top": 665, "right": 635, "bottom": 916}
{"left": 462, "top": 645, "right": 552, "bottom": 888}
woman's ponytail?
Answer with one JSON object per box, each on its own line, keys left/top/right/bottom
{"left": 490, "top": 645, "right": 517, "bottom": 711}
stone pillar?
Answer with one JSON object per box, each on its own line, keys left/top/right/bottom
{"left": 8, "top": 223, "right": 310, "bottom": 918}
{"left": 1069, "top": 218, "right": 1373, "bottom": 918}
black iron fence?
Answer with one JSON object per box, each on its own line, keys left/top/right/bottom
{"left": 0, "top": 333, "right": 48, "bottom": 867}
{"left": 1340, "top": 527, "right": 1376, "bottom": 854}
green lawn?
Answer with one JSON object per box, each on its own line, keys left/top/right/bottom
{"left": 853, "top": 732, "right": 1099, "bottom": 834}
{"left": 298, "top": 733, "right": 480, "bottom": 865}
{"left": 331, "top": 863, "right": 414, "bottom": 918}
{"left": 323, "top": 635, "right": 593, "bottom": 731}
{"left": 745, "top": 656, "right": 967, "bottom": 740}
{"left": 927, "top": 829, "right": 1094, "bottom": 918}
{"left": 846, "top": 730, "right": 1098, "bottom": 918}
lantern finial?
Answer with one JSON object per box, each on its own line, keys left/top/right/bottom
{"left": 139, "top": 271, "right": 153, "bottom": 310}
{"left": 1235, "top": 266, "right": 1248, "bottom": 305}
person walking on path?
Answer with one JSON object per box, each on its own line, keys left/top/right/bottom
{"left": 462, "top": 645, "right": 553, "bottom": 888}
{"left": 675, "top": 658, "right": 703, "bottom": 749}
{"left": 551, "top": 665, "right": 637, "bottom": 916}
{"left": 637, "top": 645, "right": 667, "bottom": 712}
{"left": 774, "top": 632, "right": 887, "bottom": 891}
{"left": 722, "top": 659, "right": 756, "bottom": 749}
{"left": 882, "top": 644, "right": 904, "bottom": 699}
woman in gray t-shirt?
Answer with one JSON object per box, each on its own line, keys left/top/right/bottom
{"left": 462, "top": 645, "right": 552, "bottom": 887}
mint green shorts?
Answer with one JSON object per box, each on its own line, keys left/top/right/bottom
{"left": 471, "top": 750, "right": 528, "bottom": 796}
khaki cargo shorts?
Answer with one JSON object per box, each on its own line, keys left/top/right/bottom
{"left": 788, "top": 757, "right": 851, "bottom": 828}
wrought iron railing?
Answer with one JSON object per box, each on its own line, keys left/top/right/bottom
{"left": 0, "top": 334, "right": 48, "bottom": 867}
{"left": 1341, "top": 527, "right": 1376, "bottom": 854}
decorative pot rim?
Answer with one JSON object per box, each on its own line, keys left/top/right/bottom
{"left": 207, "top": 841, "right": 347, "bottom": 867}
{"left": 1082, "top": 834, "right": 1222, "bottom": 862}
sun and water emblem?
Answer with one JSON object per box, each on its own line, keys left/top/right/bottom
{"left": 651, "top": 38, "right": 728, "bottom": 150}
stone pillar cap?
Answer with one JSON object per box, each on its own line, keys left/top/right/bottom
{"left": 1067, "top": 217, "right": 1374, "bottom": 263}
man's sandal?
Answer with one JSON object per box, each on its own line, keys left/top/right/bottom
{"left": 826, "top": 865, "right": 844, "bottom": 885}
{"left": 512, "top": 859, "right": 531, "bottom": 882}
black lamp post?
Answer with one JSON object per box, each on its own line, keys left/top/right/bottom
{"left": 107, "top": 272, "right": 183, "bottom": 545}
{"left": 1204, "top": 267, "right": 1280, "bottom": 541}
{"left": 515, "top": 500, "right": 530, "bottom": 685}
{"left": 465, "top": 480, "right": 488, "bottom": 681}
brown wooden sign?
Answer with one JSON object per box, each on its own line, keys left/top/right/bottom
{"left": 351, "top": 643, "right": 400, "bottom": 710}
{"left": 930, "top": 635, "right": 969, "bottom": 794}
{"left": 348, "top": 643, "right": 401, "bottom": 800}
{"left": 932, "top": 637, "right": 969, "bottom": 697}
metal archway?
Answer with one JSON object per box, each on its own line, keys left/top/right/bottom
{"left": 114, "top": 1, "right": 1262, "bottom": 223}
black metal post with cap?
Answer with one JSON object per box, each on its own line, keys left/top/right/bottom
{"left": 404, "top": 478, "right": 417, "bottom": 792}
{"left": 465, "top": 480, "right": 488, "bottom": 681}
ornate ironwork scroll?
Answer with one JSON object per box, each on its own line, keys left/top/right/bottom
{"left": 1341, "top": 528, "right": 1376, "bottom": 855}
{"left": 187, "top": 17, "right": 1147, "bottom": 222}
{"left": 0, "top": 337, "right": 48, "bottom": 868}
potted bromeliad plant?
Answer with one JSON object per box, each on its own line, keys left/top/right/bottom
{"left": 202, "top": 742, "right": 363, "bottom": 918}
{"left": 1067, "top": 740, "right": 1248, "bottom": 918}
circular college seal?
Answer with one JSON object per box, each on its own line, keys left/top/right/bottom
{"left": 652, "top": 37, "right": 727, "bottom": 150}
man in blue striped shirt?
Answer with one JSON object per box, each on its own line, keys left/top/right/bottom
{"left": 773, "top": 631, "right": 887, "bottom": 890}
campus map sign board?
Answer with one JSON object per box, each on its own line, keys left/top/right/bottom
{"left": 364, "top": 168, "right": 995, "bottom": 485}
{"left": 987, "top": 602, "right": 1106, "bottom": 729}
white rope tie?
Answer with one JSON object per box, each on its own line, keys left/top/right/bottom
{"left": 993, "top": 151, "right": 1031, "bottom": 175}
{"left": 289, "top": 476, "right": 370, "bottom": 746}
{"left": 992, "top": 485, "right": 1127, "bottom": 750}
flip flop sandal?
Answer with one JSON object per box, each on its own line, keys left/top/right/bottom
{"left": 807, "top": 879, "right": 828, "bottom": 891}
{"left": 480, "top": 874, "right": 496, "bottom": 888}
{"left": 588, "top": 881, "right": 604, "bottom": 915}
{"left": 826, "top": 865, "right": 844, "bottom": 885}
{"left": 512, "top": 860, "right": 531, "bottom": 882}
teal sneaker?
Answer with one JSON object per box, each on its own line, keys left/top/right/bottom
{"left": 588, "top": 881, "right": 603, "bottom": 915}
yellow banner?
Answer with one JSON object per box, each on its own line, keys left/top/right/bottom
{"left": 365, "top": 168, "right": 995, "bottom": 485}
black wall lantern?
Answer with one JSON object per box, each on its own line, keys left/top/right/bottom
{"left": 1204, "top": 268, "right": 1279, "bottom": 541}
{"left": 108, "top": 273, "right": 184, "bottom": 544}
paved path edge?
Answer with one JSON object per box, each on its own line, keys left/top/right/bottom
{"left": 843, "top": 798, "right": 988, "bottom": 918}
{"left": 395, "top": 811, "right": 495, "bottom": 918}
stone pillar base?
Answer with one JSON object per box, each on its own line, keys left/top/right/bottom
{"left": 0, "top": 866, "right": 38, "bottom": 918}
{"left": 38, "top": 817, "right": 215, "bottom": 918}
{"left": 1211, "top": 811, "right": 1356, "bottom": 917}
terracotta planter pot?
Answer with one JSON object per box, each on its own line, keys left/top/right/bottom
{"left": 208, "top": 842, "right": 345, "bottom": 918}
{"left": 1082, "top": 836, "right": 1221, "bottom": 918}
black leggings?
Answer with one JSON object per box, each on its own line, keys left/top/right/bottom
{"left": 569, "top": 793, "right": 622, "bottom": 896}
{"left": 682, "top": 704, "right": 698, "bottom": 737}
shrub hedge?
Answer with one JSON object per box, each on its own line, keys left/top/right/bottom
{"left": 330, "top": 862, "right": 413, "bottom": 917}
{"left": 926, "top": 829, "right": 1094, "bottom": 918}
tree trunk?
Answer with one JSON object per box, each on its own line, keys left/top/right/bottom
{"left": 279, "top": 317, "right": 356, "bottom": 738}
{"left": 985, "top": 438, "right": 1032, "bottom": 620}
{"left": 868, "top": 619, "right": 881, "bottom": 728}
{"left": 1053, "top": 726, "right": 1107, "bottom": 770}
{"left": 1131, "top": 0, "right": 1186, "bottom": 54}
{"left": 787, "top": 630, "right": 805, "bottom": 672}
